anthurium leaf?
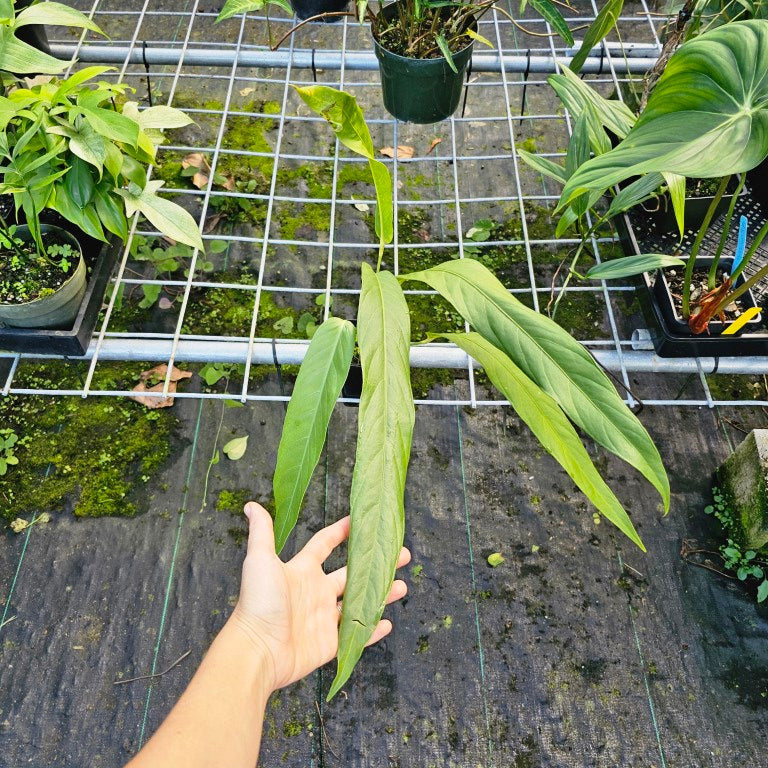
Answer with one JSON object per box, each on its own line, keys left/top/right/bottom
{"left": 570, "top": 0, "right": 624, "bottom": 74}
{"left": 52, "top": 182, "right": 106, "bottom": 242}
{"left": 215, "top": 0, "right": 291, "bottom": 22}
{"left": 528, "top": 0, "right": 573, "bottom": 46}
{"left": 94, "top": 186, "right": 128, "bottom": 241}
{"left": 115, "top": 179, "right": 204, "bottom": 251}
{"left": 328, "top": 265, "right": 414, "bottom": 700}
{"left": 368, "top": 157, "right": 393, "bottom": 250}
{"left": 435, "top": 33, "right": 458, "bottom": 73}
{"left": 14, "top": 2, "right": 104, "bottom": 33}
{"left": 443, "top": 332, "right": 644, "bottom": 549}
{"left": 132, "top": 103, "right": 195, "bottom": 130}
{"left": 584, "top": 253, "right": 685, "bottom": 280}
{"left": 65, "top": 155, "right": 95, "bottom": 208}
{"left": 0, "top": 29, "right": 68, "bottom": 74}
{"left": 402, "top": 258, "right": 670, "bottom": 512}
{"left": 561, "top": 21, "right": 768, "bottom": 204}
{"left": 273, "top": 317, "right": 355, "bottom": 553}
{"left": 663, "top": 172, "right": 686, "bottom": 239}
{"left": 68, "top": 121, "right": 107, "bottom": 174}
{"left": 0, "top": 94, "right": 19, "bottom": 131}
{"left": 79, "top": 106, "right": 140, "bottom": 147}
{"left": 548, "top": 65, "right": 636, "bottom": 140}
{"left": 518, "top": 149, "right": 567, "bottom": 184}
{"left": 223, "top": 435, "right": 249, "bottom": 461}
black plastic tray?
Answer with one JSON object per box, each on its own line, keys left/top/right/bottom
{"left": 0, "top": 235, "right": 122, "bottom": 356}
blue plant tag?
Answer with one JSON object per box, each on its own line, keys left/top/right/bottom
{"left": 730, "top": 215, "right": 749, "bottom": 277}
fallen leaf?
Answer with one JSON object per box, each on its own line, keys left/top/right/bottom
{"left": 129, "top": 381, "right": 180, "bottom": 409}
{"left": 379, "top": 145, "right": 414, "bottom": 159}
{"left": 182, "top": 152, "right": 211, "bottom": 190}
{"left": 204, "top": 213, "right": 224, "bottom": 234}
{"left": 487, "top": 552, "right": 504, "bottom": 568}
{"left": 221, "top": 176, "right": 236, "bottom": 191}
{"left": 426, "top": 138, "right": 442, "bottom": 154}
{"left": 223, "top": 436, "right": 249, "bottom": 461}
{"left": 191, "top": 171, "right": 209, "bottom": 190}
{"left": 353, "top": 199, "right": 370, "bottom": 212}
{"left": 10, "top": 518, "right": 28, "bottom": 533}
{"left": 138, "top": 364, "right": 193, "bottom": 384}
{"left": 158, "top": 296, "right": 173, "bottom": 310}
{"left": 239, "top": 86, "right": 255, "bottom": 97}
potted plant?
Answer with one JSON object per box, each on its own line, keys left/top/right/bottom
{"left": 546, "top": 20, "right": 768, "bottom": 355}
{"left": 258, "top": 84, "right": 670, "bottom": 698}
{"left": 0, "top": 66, "right": 204, "bottom": 347}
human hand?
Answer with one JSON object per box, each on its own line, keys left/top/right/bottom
{"left": 229, "top": 502, "right": 410, "bottom": 692}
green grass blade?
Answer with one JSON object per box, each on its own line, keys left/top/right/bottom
{"left": 272, "top": 317, "right": 355, "bottom": 553}
{"left": 445, "top": 332, "right": 644, "bottom": 549}
{"left": 327, "top": 266, "right": 414, "bottom": 700}
{"left": 402, "top": 258, "right": 670, "bottom": 512}
{"left": 528, "top": 0, "right": 573, "bottom": 46}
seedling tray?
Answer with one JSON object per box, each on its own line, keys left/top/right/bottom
{"left": 0, "top": 235, "right": 121, "bottom": 356}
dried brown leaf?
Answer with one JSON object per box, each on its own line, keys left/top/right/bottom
{"left": 182, "top": 152, "right": 209, "bottom": 171}
{"left": 426, "top": 138, "right": 443, "bottom": 154}
{"left": 379, "top": 145, "right": 415, "bottom": 159}
{"left": 129, "top": 381, "right": 178, "bottom": 409}
{"left": 138, "top": 363, "right": 192, "bottom": 383}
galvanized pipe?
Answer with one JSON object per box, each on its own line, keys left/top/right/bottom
{"left": 49, "top": 43, "right": 660, "bottom": 74}
{"left": 10, "top": 337, "right": 768, "bottom": 375}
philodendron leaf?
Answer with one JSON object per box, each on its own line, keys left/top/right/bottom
{"left": 292, "top": 86, "right": 393, "bottom": 258}
{"left": 443, "top": 332, "right": 644, "bottom": 549}
{"left": 116, "top": 180, "right": 204, "bottom": 251}
{"left": 662, "top": 172, "right": 686, "bottom": 239}
{"left": 328, "top": 265, "right": 414, "bottom": 700}
{"left": 603, "top": 172, "right": 665, "bottom": 221}
{"left": 272, "top": 317, "right": 355, "bottom": 553}
{"left": 584, "top": 253, "right": 685, "bottom": 280}
{"left": 560, "top": 20, "right": 768, "bottom": 205}
{"left": 14, "top": 1, "right": 104, "bottom": 33}
{"left": 569, "top": 0, "right": 624, "bottom": 74}
{"left": 215, "top": 0, "right": 292, "bottom": 23}
{"left": 0, "top": 29, "right": 67, "bottom": 74}
{"left": 402, "top": 259, "right": 669, "bottom": 513}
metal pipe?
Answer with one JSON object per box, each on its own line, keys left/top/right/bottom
{"left": 49, "top": 43, "right": 660, "bottom": 74}
{"left": 10, "top": 337, "right": 768, "bottom": 375}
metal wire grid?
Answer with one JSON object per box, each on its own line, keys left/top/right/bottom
{"left": 3, "top": 0, "right": 768, "bottom": 409}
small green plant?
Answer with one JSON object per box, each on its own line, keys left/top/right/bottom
{"left": 0, "top": 428, "right": 19, "bottom": 476}
{"left": 705, "top": 488, "right": 768, "bottom": 602}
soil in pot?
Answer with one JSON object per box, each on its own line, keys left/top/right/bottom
{"left": 372, "top": 3, "right": 475, "bottom": 123}
{"left": 0, "top": 226, "right": 86, "bottom": 329}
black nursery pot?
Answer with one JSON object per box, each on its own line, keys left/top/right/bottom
{"left": 373, "top": 4, "right": 475, "bottom": 124}
{"left": 640, "top": 257, "right": 768, "bottom": 358}
{"left": 290, "top": 0, "right": 348, "bottom": 21}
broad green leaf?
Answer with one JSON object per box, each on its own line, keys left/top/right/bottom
{"left": 0, "top": 94, "right": 19, "bottom": 131}
{"left": 548, "top": 65, "right": 636, "bottom": 140}
{"left": 570, "top": 0, "right": 624, "bottom": 74}
{"left": 215, "top": 0, "right": 291, "bottom": 22}
{"left": 139, "top": 283, "right": 162, "bottom": 309}
{"left": 368, "top": 157, "right": 393, "bottom": 251}
{"left": 328, "top": 266, "right": 414, "bottom": 700}
{"left": 0, "top": 29, "right": 68, "bottom": 75}
{"left": 273, "top": 317, "right": 355, "bottom": 553}
{"left": 663, "top": 172, "right": 686, "bottom": 239}
{"left": 53, "top": 66, "right": 112, "bottom": 100}
{"left": 79, "top": 106, "right": 140, "bottom": 147}
{"left": 223, "top": 435, "right": 249, "bottom": 461}
{"left": 528, "top": 0, "right": 574, "bottom": 46}
{"left": 487, "top": 552, "right": 505, "bottom": 567}
{"left": 52, "top": 182, "right": 106, "bottom": 242}
{"left": 402, "top": 258, "right": 669, "bottom": 512}
{"left": 15, "top": 2, "right": 104, "bottom": 34}
{"left": 68, "top": 121, "right": 108, "bottom": 174}
{"left": 561, "top": 21, "right": 768, "bottom": 204}
{"left": 435, "top": 33, "right": 458, "bottom": 74}
{"left": 518, "top": 149, "right": 567, "bottom": 184}
{"left": 94, "top": 186, "right": 128, "bottom": 241}
{"left": 65, "top": 155, "right": 95, "bottom": 208}
{"left": 444, "top": 332, "right": 644, "bottom": 549}
{"left": 116, "top": 179, "right": 204, "bottom": 251}
{"left": 584, "top": 253, "right": 685, "bottom": 280}
{"left": 758, "top": 580, "right": 768, "bottom": 602}
{"left": 133, "top": 104, "right": 195, "bottom": 130}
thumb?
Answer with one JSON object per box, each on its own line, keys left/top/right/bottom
{"left": 244, "top": 502, "right": 276, "bottom": 556}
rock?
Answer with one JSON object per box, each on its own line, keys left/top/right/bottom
{"left": 716, "top": 429, "right": 768, "bottom": 550}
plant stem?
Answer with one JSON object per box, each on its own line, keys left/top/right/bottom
{"left": 682, "top": 174, "right": 729, "bottom": 318}
{"left": 708, "top": 173, "right": 745, "bottom": 289}
{"left": 0, "top": 210, "right": 26, "bottom": 261}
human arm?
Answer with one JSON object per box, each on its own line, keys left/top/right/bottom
{"left": 126, "top": 502, "right": 410, "bottom": 768}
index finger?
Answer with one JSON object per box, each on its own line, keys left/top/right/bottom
{"left": 300, "top": 516, "right": 351, "bottom": 563}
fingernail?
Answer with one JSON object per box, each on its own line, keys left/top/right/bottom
{"left": 244, "top": 503, "right": 254, "bottom": 520}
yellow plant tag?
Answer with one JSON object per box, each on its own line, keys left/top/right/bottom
{"left": 722, "top": 306, "right": 761, "bottom": 335}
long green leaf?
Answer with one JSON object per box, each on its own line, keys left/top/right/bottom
{"left": 561, "top": 20, "right": 768, "bottom": 204}
{"left": 570, "top": 0, "right": 624, "bottom": 74}
{"left": 328, "top": 265, "right": 414, "bottom": 700}
{"left": 662, "top": 172, "right": 686, "bottom": 239}
{"left": 402, "top": 259, "right": 669, "bottom": 512}
{"left": 435, "top": 33, "right": 458, "bottom": 73}
{"left": 14, "top": 2, "right": 104, "bottom": 33}
{"left": 0, "top": 29, "right": 68, "bottom": 74}
{"left": 517, "top": 149, "right": 567, "bottom": 184}
{"left": 528, "top": 0, "right": 574, "bottom": 45}
{"left": 272, "top": 317, "right": 355, "bottom": 553}
{"left": 584, "top": 253, "right": 685, "bottom": 280}
{"left": 215, "top": 0, "right": 292, "bottom": 22}
{"left": 444, "top": 332, "right": 644, "bottom": 549}
{"left": 604, "top": 172, "right": 665, "bottom": 220}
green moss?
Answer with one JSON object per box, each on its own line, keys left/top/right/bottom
{"left": 705, "top": 374, "right": 768, "bottom": 402}
{"left": 551, "top": 290, "right": 605, "bottom": 340}
{"left": 283, "top": 719, "right": 303, "bottom": 738}
{"left": 0, "top": 362, "right": 177, "bottom": 524}
{"left": 216, "top": 488, "right": 252, "bottom": 515}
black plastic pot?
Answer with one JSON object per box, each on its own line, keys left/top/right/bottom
{"left": 290, "top": 0, "right": 348, "bottom": 21}
{"left": 373, "top": 3, "right": 474, "bottom": 124}
{"left": 747, "top": 157, "right": 768, "bottom": 208}
{"left": 0, "top": 233, "right": 121, "bottom": 355}
{"left": 341, "top": 363, "right": 362, "bottom": 405}
{"left": 638, "top": 257, "right": 768, "bottom": 357}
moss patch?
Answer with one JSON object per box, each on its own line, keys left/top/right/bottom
{"left": 0, "top": 362, "right": 178, "bottom": 524}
